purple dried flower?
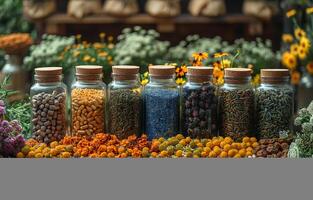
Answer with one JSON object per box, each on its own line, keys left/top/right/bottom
{"left": 0, "top": 100, "right": 5, "bottom": 107}
{"left": 0, "top": 106, "right": 5, "bottom": 115}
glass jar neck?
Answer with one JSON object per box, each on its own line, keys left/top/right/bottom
{"left": 5, "top": 54, "right": 23, "bottom": 66}
{"left": 149, "top": 75, "right": 176, "bottom": 84}
{"left": 261, "top": 77, "right": 290, "bottom": 85}
{"left": 224, "top": 77, "right": 251, "bottom": 85}
{"left": 76, "top": 79, "right": 103, "bottom": 84}
{"left": 35, "top": 81, "right": 62, "bottom": 86}
{"left": 187, "top": 75, "right": 212, "bottom": 84}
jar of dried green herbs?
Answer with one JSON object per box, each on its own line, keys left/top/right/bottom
{"left": 256, "top": 69, "right": 294, "bottom": 139}
{"left": 181, "top": 66, "right": 218, "bottom": 138}
{"left": 144, "top": 66, "right": 180, "bottom": 140}
{"left": 108, "top": 65, "right": 142, "bottom": 139}
{"left": 219, "top": 68, "right": 254, "bottom": 141}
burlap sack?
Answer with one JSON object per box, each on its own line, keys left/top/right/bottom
{"left": 67, "top": 0, "right": 102, "bottom": 19}
{"left": 145, "top": 0, "right": 181, "bottom": 17}
{"left": 23, "top": 0, "right": 56, "bottom": 19}
{"left": 189, "top": 0, "right": 226, "bottom": 17}
{"left": 103, "top": 0, "right": 139, "bottom": 17}
{"left": 243, "top": 0, "right": 276, "bottom": 20}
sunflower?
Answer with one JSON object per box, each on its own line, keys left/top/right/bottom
{"left": 286, "top": 9, "right": 296, "bottom": 18}
{"left": 291, "top": 71, "right": 301, "bottom": 85}
{"left": 192, "top": 52, "right": 208, "bottom": 62}
{"left": 298, "top": 47, "right": 308, "bottom": 60}
{"left": 295, "top": 28, "right": 306, "bottom": 39}
{"left": 306, "top": 62, "right": 313, "bottom": 74}
{"left": 306, "top": 7, "right": 313, "bottom": 14}
{"left": 282, "top": 52, "right": 297, "bottom": 70}
{"left": 192, "top": 59, "right": 203, "bottom": 66}
{"left": 300, "top": 37, "right": 311, "bottom": 51}
{"left": 290, "top": 44, "right": 299, "bottom": 56}
{"left": 213, "top": 52, "right": 229, "bottom": 58}
{"left": 282, "top": 34, "right": 294, "bottom": 43}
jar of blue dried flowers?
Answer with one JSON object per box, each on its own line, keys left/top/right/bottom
{"left": 182, "top": 66, "right": 218, "bottom": 138}
{"left": 219, "top": 68, "right": 254, "bottom": 141}
{"left": 256, "top": 69, "right": 294, "bottom": 139}
{"left": 144, "top": 65, "right": 180, "bottom": 140}
{"left": 108, "top": 65, "right": 142, "bottom": 139}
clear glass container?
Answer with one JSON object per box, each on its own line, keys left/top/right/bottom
{"left": 256, "top": 69, "right": 294, "bottom": 139}
{"left": 108, "top": 66, "right": 142, "bottom": 139}
{"left": 219, "top": 68, "right": 254, "bottom": 141}
{"left": 144, "top": 66, "right": 180, "bottom": 140}
{"left": 30, "top": 67, "right": 67, "bottom": 144}
{"left": 182, "top": 67, "right": 218, "bottom": 138}
{"left": 71, "top": 66, "right": 106, "bottom": 137}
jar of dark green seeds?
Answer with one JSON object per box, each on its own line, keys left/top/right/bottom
{"left": 256, "top": 69, "right": 294, "bottom": 139}
{"left": 108, "top": 66, "right": 142, "bottom": 139}
{"left": 219, "top": 68, "right": 254, "bottom": 141}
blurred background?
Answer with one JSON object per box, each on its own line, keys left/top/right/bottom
{"left": 0, "top": 0, "right": 312, "bottom": 110}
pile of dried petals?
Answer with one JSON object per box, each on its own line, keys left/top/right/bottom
{"left": 0, "top": 33, "right": 33, "bottom": 55}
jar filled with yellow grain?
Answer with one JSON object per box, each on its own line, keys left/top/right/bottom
{"left": 71, "top": 65, "right": 106, "bottom": 137}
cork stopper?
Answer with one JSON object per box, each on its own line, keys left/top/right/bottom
{"left": 76, "top": 65, "right": 103, "bottom": 81}
{"left": 35, "top": 67, "right": 62, "bottom": 83}
{"left": 112, "top": 65, "right": 139, "bottom": 80}
{"left": 149, "top": 65, "right": 175, "bottom": 79}
{"left": 224, "top": 68, "right": 252, "bottom": 84}
{"left": 187, "top": 66, "right": 213, "bottom": 83}
{"left": 261, "top": 69, "right": 290, "bottom": 84}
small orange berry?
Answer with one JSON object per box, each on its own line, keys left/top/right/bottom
{"left": 213, "top": 146, "right": 221, "bottom": 155}
{"left": 201, "top": 151, "right": 208, "bottom": 158}
{"left": 246, "top": 151, "right": 253, "bottom": 157}
{"left": 239, "top": 149, "right": 246, "bottom": 157}
{"left": 204, "top": 147, "right": 211, "bottom": 153}
{"left": 108, "top": 152, "right": 115, "bottom": 158}
{"left": 245, "top": 142, "right": 251, "bottom": 148}
{"left": 252, "top": 142, "right": 259, "bottom": 148}
{"left": 220, "top": 141, "right": 226, "bottom": 148}
{"left": 223, "top": 144, "right": 231, "bottom": 152}
{"left": 212, "top": 139, "right": 220, "bottom": 147}
{"left": 219, "top": 151, "right": 228, "bottom": 158}
{"left": 209, "top": 151, "right": 217, "bottom": 158}
{"left": 206, "top": 141, "right": 213, "bottom": 148}
{"left": 246, "top": 147, "right": 253, "bottom": 152}
{"left": 243, "top": 137, "right": 250, "bottom": 143}
{"left": 250, "top": 137, "right": 257, "bottom": 143}
{"left": 228, "top": 149, "right": 238, "bottom": 157}
{"left": 234, "top": 154, "right": 242, "bottom": 158}
{"left": 151, "top": 152, "right": 158, "bottom": 158}
{"left": 16, "top": 152, "right": 25, "bottom": 158}
{"left": 224, "top": 137, "right": 233, "bottom": 144}
{"left": 99, "top": 152, "right": 108, "bottom": 158}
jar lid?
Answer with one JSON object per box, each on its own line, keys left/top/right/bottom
{"left": 261, "top": 69, "right": 290, "bottom": 78}
{"left": 76, "top": 65, "right": 103, "bottom": 75}
{"left": 187, "top": 66, "right": 213, "bottom": 76}
{"left": 112, "top": 65, "right": 139, "bottom": 75}
{"left": 224, "top": 68, "right": 252, "bottom": 78}
{"left": 149, "top": 65, "right": 175, "bottom": 78}
{"left": 35, "top": 67, "right": 62, "bottom": 83}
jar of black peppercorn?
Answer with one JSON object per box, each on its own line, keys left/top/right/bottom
{"left": 219, "top": 68, "right": 254, "bottom": 141}
{"left": 256, "top": 69, "right": 294, "bottom": 139}
{"left": 30, "top": 67, "right": 67, "bottom": 144}
{"left": 108, "top": 65, "right": 142, "bottom": 139}
{"left": 181, "top": 66, "right": 218, "bottom": 138}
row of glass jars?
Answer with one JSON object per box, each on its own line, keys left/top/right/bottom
{"left": 30, "top": 66, "right": 294, "bottom": 143}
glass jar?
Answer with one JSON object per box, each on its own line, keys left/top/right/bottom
{"left": 108, "top": 66, "right": 142, "bottom": 139}
{"left": 71, "top": 65, "right": 106, "bottom": 137}
{"left": 30, "top": 67, "right": 67, "bottom": 143}
{"left": 144, "top": 66, "right": 180, "bottom": 140}
{"left": 219, "top": 68, "right": 254, "bottom": 141}
{"left": 182, "top": 67, "right": 218, "bottom": 138}
{"left": 256, "top": 69, "right": 294, "bottom": 139}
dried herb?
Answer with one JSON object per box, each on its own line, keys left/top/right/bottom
{"left": 182, "top": 83, "right": 218, "bottom": 138}
{"left": 144, "top": 88, "right": 179, "bottom": 140}
{"left": 108, "top": 89, "right": 142, "bottom": 139}
{"left": 219, "top": 88, "right": 255, "bottom": 141}
{"left": 256, "top": 88, "right": 293, "bottom": 139}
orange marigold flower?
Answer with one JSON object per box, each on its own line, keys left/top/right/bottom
{"left": 291, "top": 71, "right": 301, "bottom": 85}
{"left": 286, "top": 9, "right": 296, "bottom": 18}
{"left": 306, "top": 62, "right": 313, "bottom": 74}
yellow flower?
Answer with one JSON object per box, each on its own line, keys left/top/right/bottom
{"left": 143, "top": 72, "right": 149, "bottom": 78}
{"left": 192, "top": 60, "right": 202, "bottom": 66}
{"left": 76, "top": 34, "right": 82, "bottom": 42}
{"left": 252, "top": 74, "right": 260, "bottom": 86}
{"left": 306, "top": 62, "right": 313, "bottom": 74}
{"left": 300, "top": 37, "right": 311, "bottom": 51}
{"left": 282, "top": 51, "right": 297, "bottom": 70}
{"left": 306, "top": 7, "right": 313, "bottom": 14}
{"left": 192, "top": 52, "right": 209, "bottom": 62}
{"left": 91, "top": 58, "right": 96, "bottom": 62}
{"left": 214, "top": 52, "right": 229, "bottom": 58}
{"left": 295, "top": 28, "right": 306, "bottom": 39}
{"left": 290, "top": 44, "right": 299, "bottom": 56}
{"left": 282, "top": 34, "right": 294, "bottom": 43}
{"left": 141, "top": 79, "right": 149, "bottom": 86}
{"left": 99, "top": 32, "right": 106, "bottom": 38}
{"left": 291, "top": 71, "right": 301, "bottom": 85}
{"left": 98, "top": 51, "right": 108, "bottom": 57}
{"left": 286, "top": 9, "right": 296, "bottom": 18}
{"left": 107, "top": 56, "right": 113, "bottom": 61}
{"left": 108, "top": 43, "right": 114, "bottom": 49}
{"left": 181, "top": 65, "right": 187, "bottom": 73}
{"left": 108, "top": 36, "right": 114, "bottom": 42}
{"left": 83, "top": 55, "right": 91, "bottom": 62}
{"left": 73, "top": 50, "right": 80, "bottom": 57}
{"left": 213, "top": 67, "right": 224, "bottom": 79}
{"left": 176, "top": 78, "right": 186, "bottom": 85}
{"left": 93, "top": 43, "right": 104, "bottom": 49}
{"left": 298, "top": 47, "right": 308, "bottom": 60}
{"left": 221, "top": 59, "right": 231, "bottom": 68}
{"left": 216, "top": 77, "right": 224, "bottom": 85}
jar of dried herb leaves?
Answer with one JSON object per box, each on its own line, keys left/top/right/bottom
{"left": 182, "top": 67, "right": 218, "bottom": 138}
{"left": 108, "top": 65, "right": 142, "bottom": 139}
{"left": 256, "top": 69, "right": 294, "bottom": 139}
{"left": 71, "top": 65, "right": 106, "bottom": 137}
{"left": 219, "top": 68, "right": 254, "bottom": 141}
{"left": 30, "top": 67, "right": 67, "bottom": 144}
{"left": 144, "top": 66, "right": 180, "bottom": 140}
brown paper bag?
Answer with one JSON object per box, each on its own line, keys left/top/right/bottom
{"left": 243, "top": 0, "right": 276, "bottom": 20}
{"left": 189, "top": 0, "right": 226, "bottom": 17}
{"left": 23, "top": 0, "right": 56, "bottom": 19}
{"left": 67, "top": 0, "right": 102, "bottom": 19}
{"left": 145, "top": 0, "right": 181, "bottom": 17}
{"left": 103, "top": 0, "right": 139, "bottom": 17}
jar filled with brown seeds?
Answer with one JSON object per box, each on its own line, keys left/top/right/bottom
{"left": 108, "top": 66, "right": 142, "bottom": 139}
{"left": 30, "top": 67, "right": 67, "bottom": 144}
{"left": 71, "top": 65, "right": 106, "bottom": 137}
{"left": 256, "top": 69, "right": 294, "bottom": 139}
{"left": 219, "top": 68, "right": 255, "bottom": 141}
